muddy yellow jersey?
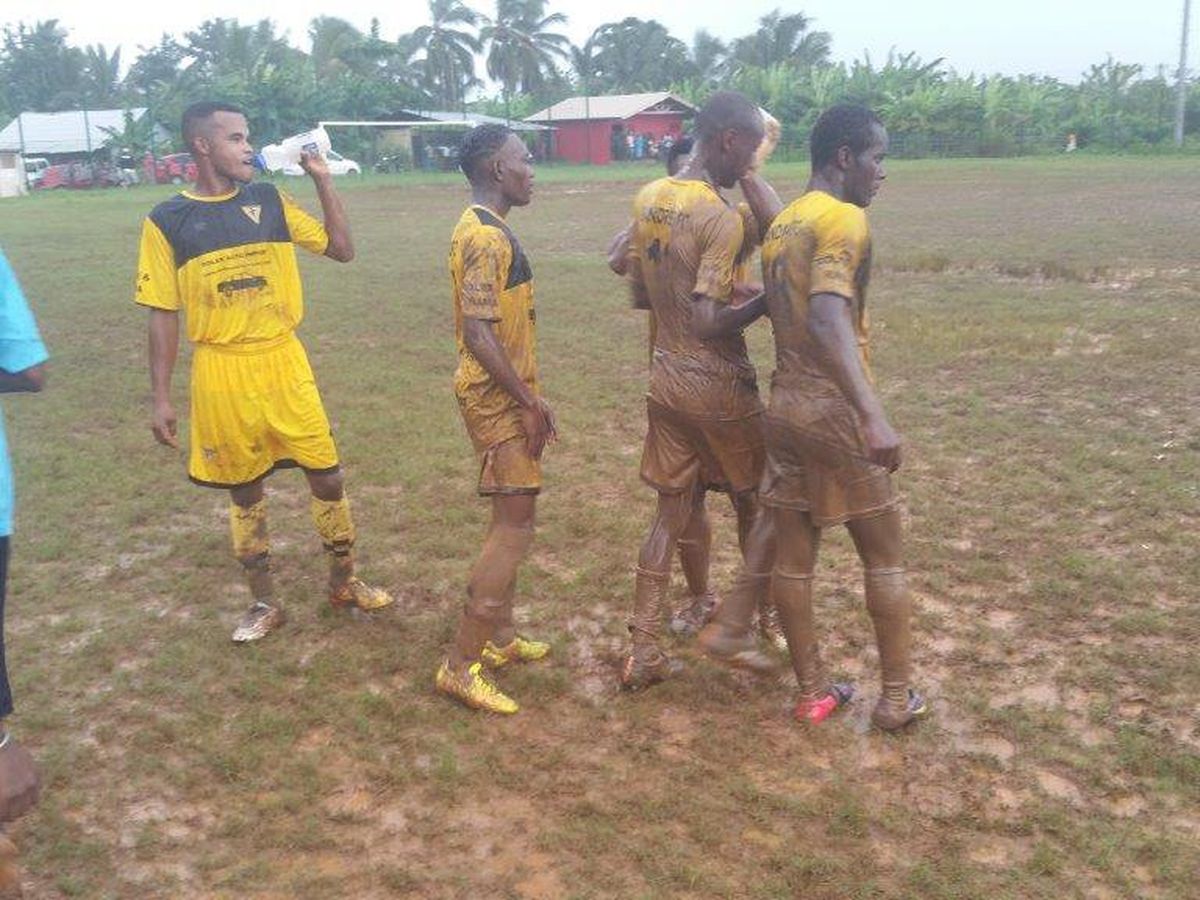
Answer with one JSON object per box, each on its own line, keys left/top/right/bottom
{"left": 760, "top": 190, "right": 873, "bottom": 450}
{"left": 628, "top": 177, "right": 760, "bottom": 421}
{"left": 135, "top": 182, "right": 328, "bottom": 347}
{"left": 450, "top": 206, "right": 538, "bottom": 432}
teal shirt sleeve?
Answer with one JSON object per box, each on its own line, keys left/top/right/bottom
{"left": 0, "top": 249, "right": 49, "bottom": 375}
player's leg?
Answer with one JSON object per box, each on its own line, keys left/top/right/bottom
{"left": 229, "top": 479, "right": 286, "bottom": 642}
{"left": 669, "top": 483, "right": 717, "bottom": 636}
{"left": 773, "top": 506, "right": 852, "bottom": 723}
{"left": 306, "top": 467, "right": 393, "bottom": 612}
{"left": 845, "top": 508, "right": 926, "bottom": 730}
{"left": 622, "top": 487, "right": 693, "bottom": 690}
{"left": 438, "top": 493, "right": 536, "bottom": 714}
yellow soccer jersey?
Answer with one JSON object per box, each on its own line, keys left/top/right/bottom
{"left": 449, "top": 205, "right": 538, "bottom": 437}
{"left": 628, "top": 177, "right": 760, "bottom": 421}
{"left": 135, "top": 182, "right": 328, "bottom": 346}
{"left": 760, "top": 190, "right": 874, "bottom": 450}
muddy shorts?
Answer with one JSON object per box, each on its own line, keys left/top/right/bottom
{"left": 640, "top": 397, "right": 765, "bottom": 495}
{"left": 458, "top": 401, "right": 541, "bottom": 496}
{"left": 760, "top": 414, "right": 896, "bottom": 526}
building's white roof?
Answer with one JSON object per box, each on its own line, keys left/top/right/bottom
{"left": 526, "top": 92, "right": 695, "bottom": 123}
{"left": 0, "top": 108, "right": 148, "bottom": 154}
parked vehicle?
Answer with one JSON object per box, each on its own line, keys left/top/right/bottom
{"left": 37, "top": 162, "right": 122, "bottom": 190}
{"left": 153, "top": 153, "right": 198, "bottom": 185}
{"left": 281, "top": 150, "right": 361, "bottom": 176}
{"left": 23, "top": 157, "right": 49, "bottom": 188}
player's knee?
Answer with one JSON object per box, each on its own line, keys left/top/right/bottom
{"left": 308, "top": 468, "right": 344, "bottom": 501}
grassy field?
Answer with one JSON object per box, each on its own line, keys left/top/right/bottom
{"left": 0, "top": 155, "right": 1197, "bottom": 898}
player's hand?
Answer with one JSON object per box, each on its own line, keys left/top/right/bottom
{"left": 299, "top": 151, "right": 330, "bottom": 180}
{"left": 607, "top": 225, "right": 631, "bottom": 276}
{"left": 731, "top": 281, "right": 764, "bottom": 309}
{"left": 520, "top": 398, "right": 557, "bottom": 460}
{"left": 0, "top": 737, "right": 40, "bottom": 823}
{"left": 751, "top": 109, "right": 781, "bottom": 171}
{"left": 151, "top": 399, "right": 179, "bottom": 449}
{"left": 862, "top": 413, "right": 902, "bottom": 472}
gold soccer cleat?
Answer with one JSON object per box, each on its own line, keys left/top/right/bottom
{"left": 435, "top": 660, "right": 519, "bottom": 715}
{"left": 232, "top": 600, "right": 286, "bottom": 643}
{"left": 481, "top": 635, "right": 551, "bottom": 668}
{"left": 329, "top": 576, "right": 394, "bottom": 611}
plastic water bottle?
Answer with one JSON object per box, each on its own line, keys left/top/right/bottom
{"left": 253, "top": 126, "right": 331, "bottom": 172}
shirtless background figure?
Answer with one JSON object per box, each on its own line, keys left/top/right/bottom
{"left": 620, "top": 91, "right": 775, "bottom": 690}
{"left": 756, "top": 105, "right": 926, "bottom": 729}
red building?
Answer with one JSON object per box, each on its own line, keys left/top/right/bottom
{"left": 525, "top": 92, "right": 696, "bottom": 165}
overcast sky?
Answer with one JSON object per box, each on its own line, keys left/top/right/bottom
{"left": 8, "top": 0, "right": 1195, "bottom": 85}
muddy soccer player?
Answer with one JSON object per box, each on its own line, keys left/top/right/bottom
{"left": 620, "top": 91, "right": 783, "bottom": 690}
{"left": 136, "top": 101, "right": 393, "bottom": 643}
{"left": 752, "top": 104, "right": 926, "bottom": 729}
{"left": 436, "top": 124, "right": 556, "bottom": 715}
{"left": 610, "top": 129, "right": 787, "bottom": 645}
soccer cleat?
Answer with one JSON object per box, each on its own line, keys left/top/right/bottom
{"left": 481, "top": 635, "right": 551, "bottom": 668}
{"left": 232, "top": 600, "right": 286, "bottom": 643}
{"left": 697, "top": 625, "right": 778, "bottom": 674}
{"left": 871, "top": 689, "right": 929, "bottom": 732}
{"left": 757, "top": 605, "right": 790, "bottom": 652}
{"left": 669, "top": 591, "right": 719, "bottom": 636}
{"left": 794, "top": 683, "right": 855, "bottom": 725}
{"left": 435, "top": 660, "right": 519, "bottom": 714}
{"left": 620, "top": 650, "right": 684, "bottom": 692}
{"left": 329, "top": 576, "right": 394, "bottom": 611}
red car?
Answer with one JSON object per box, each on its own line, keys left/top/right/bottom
{"left": 152, "top": 153, "right": 198, "bottom": 185}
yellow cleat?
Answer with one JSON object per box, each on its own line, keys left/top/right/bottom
{"left": 329, "top": 576, "right": 394, "bottom": 611}
{"left": 435, "top": 660, "right": 519, "bottom": 714}
{"left": 481, "top": 635, "right": 550, "bottom": 668}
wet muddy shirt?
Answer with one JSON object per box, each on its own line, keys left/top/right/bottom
{"left": 135, "top": 183, "right": 328, "bottom": 347}
{"left": 449, "top": 205, "right": 538, "bottom": 443}
{"left": 628, "top": 177, "right": 761, "bottom": 421}
{"left": 760, "top": 190, "right": 874, "bottom": 456}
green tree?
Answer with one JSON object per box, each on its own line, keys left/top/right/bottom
{"left": 481, "top": 0, "right": 570, "bottom": 118}
{"left": 0, "top": 20, "right": 86, "bottom": 113}
{"left": 729, "top": 9, "right": 830, "bottom": 72}
{"left": 407, "top": 0, "right": 482, "bottom": 108}
{"left": 589, "top": 18, "right": 693, "bottom": 93}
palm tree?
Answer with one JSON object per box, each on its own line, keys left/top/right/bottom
{"left": 480, "top": 0, "right": 570, "bottom": 120}
{"left": 81, "top": 44, "right": 122, "bottom": 106}
{"left": 308, "top": 17, "right": 365, "bottom": 80}
{"left": 729, "top": 9, "right": 830, "bottom": 73}
{"left": 408, "top": 0, "right": 481, "bottom": 108}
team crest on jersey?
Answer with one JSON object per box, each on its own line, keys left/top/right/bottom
{"left": 241, "top": 204, "right": 262, "bottom": 224}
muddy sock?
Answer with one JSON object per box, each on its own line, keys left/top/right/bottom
{"left": 710, "top": 569, "right": 771, "bottom": 639}
{"left": 630, "top": 567, "right": 671, "bottom": 659}
{"left": 311, "top": 496, "right": 356, "bottom": 592}
{"left": 676, "top": 511, "right": 711, "bottom": 599}
{"left": 865, "top": 566, "right": 912, "bottom": 708}
{"left": 773, "top": 569, "right": 824, "bottom": 701}
{"left": 230, "top": 499, "right": 274, "bottom": 601}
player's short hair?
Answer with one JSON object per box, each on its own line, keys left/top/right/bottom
{"left": 695, "top": 92, "right": 762, "bottom": 143}
{"left": 458, "top": 124, "right": 513, "bottom": 181}
{"left": 182, "top": 101, "right": 246, "bottom": 151}
{"left": 810, "top": 105, "right": 884, "bottom": 169}
{"left": 665, "top": 135, "right": 694, "bottom": 173}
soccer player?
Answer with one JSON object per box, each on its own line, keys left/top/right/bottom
{"left": 0, "top": 249, "right": 45, "bottom": 829}
{"left": 436, "top": 125, "right": 555, "bottom": 715}
{"left": 136, "top": 101, "right": 393, "bottom": 643}
{"left": 755, "top": 105, "right": 926, "bottom": 729}
{"left": 620, "top": 92, "right": 778, "bottom": 690}
{"left": 609, "top": 131, "right": 786, "bottom": 643}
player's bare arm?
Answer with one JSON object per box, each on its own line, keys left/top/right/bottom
{"left": 0, "top": 363, "right": 44, "bottom": 394}
{"left": 148, "top": 308, "right": 180, "bottom": 448}
{"left": 461, "top": 318, "right": 556, "bottom": 459}
{"left": 691, "top": 291, "right": 767, "bottom": 340}
{"left": 300, "top": 152, "right": 354, "bottom": 263}
{"left": 808, "top": 292, "right": 900, "bottom": 471}
{"left": 607, "top": 223, "right": 632, "bottom": 276}
{"left": 738, "top": 173, "right": 784, "bottom": 241}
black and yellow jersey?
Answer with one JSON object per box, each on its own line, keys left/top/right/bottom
{"left": 135, "top": 182, "right": 328, "bottom": 347}
{"left": 449, "top": 205, "right": 538, "bottom": 435}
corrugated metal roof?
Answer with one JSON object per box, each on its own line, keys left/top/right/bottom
{"left": 525, "top": 92, "right": 696, "bottom": 123}
{"left": 0, "top": 108, "right": 148, "bottom": 154}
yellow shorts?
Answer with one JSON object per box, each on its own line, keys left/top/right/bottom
{"left": 760, "top": 414, "right": 896, "bottom": 526}
{"left": 188, "top": 335, "right": 339, "bottom": 489}
{"left": 640, "top": 398, "right": 765, "bottom": 495}
{"left": 475, "top": 435, "right": 541, "bottom": 496}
